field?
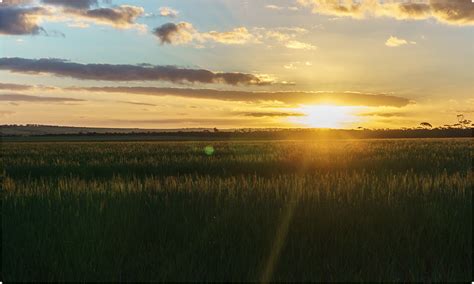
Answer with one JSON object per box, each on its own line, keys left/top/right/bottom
{"left": 1, "top": 138, "right": 472, "bottom": 282}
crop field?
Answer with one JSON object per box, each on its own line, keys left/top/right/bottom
{"left": 1, "top": 138, "right": 472, "bottom": 282}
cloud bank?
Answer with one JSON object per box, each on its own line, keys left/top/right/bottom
{"left": 68, "top": 86, "right": 411, "bottom": 107}
{"left": 0, "top": 57, "right": 271, "bottom": 85}
{"left": 297, "top": 0, "right": 474, "bottom": 26}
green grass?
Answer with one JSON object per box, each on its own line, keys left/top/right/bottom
{"left": 1, "top": 139, "right": 472, "bottom": 281}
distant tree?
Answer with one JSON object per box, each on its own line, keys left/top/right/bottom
{"left": 420, "top": 122, "right": 432, "bottom": 129}
{"left": 462, "top": 119, "right": 472, "bottom": 128}
{"left": 213, "top": 127, "right": 219, "bottom": 133}
{"left": 456, "top": 114, "right": 472, "bottom": 129}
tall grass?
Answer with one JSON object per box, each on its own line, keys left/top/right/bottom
{"left": 1, "top": 139, "right": 472, "bottom": 281}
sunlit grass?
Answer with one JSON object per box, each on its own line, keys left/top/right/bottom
{"left": 1, "top": 139, "right": 472, "bottom": 282}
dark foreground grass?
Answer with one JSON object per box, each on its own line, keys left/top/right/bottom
{"left": 1, "top": 139, "right": 473, "bottom": 282}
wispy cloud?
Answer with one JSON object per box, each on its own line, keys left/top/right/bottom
{"left": 241, "top": 111, "right": 304, "bottom": 117}
{"left": 265, "top": 4, "right": 299, "bottom": 11}
{"left": 0, "top": 82, "right": 33, "bottom": 90}
{"left": 159, "top": 7, "right": 178, "bottom": 18}
{"left": 283, "top": 61, "right": 312, "bottom": 69}
{"left": 0, "top": 93, "right": 84, "bottom": 103}
{"left": 285, "top": 40, "right": 317, "bottom": 50}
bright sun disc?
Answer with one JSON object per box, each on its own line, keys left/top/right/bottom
{"left": 289, "top": 105, "right": 363, "bottom": 128}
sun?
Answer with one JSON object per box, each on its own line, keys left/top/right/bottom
{"left": 288, "top": 104, "right": 364, "bottom": 128}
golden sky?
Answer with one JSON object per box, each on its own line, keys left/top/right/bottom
{"left": 0, "top": 0, "right": 473, "bottom": 129}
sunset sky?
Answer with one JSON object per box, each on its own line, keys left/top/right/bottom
{"left": 1, "top": 0, "right": 473, "bottom": 129}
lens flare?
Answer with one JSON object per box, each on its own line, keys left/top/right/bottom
{"left": 204, "top": 145, "right": 215, "bottom": 156}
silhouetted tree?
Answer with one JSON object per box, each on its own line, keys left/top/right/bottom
{"left": 213, "top": 127, "right": 219, "bottom": 133}
{"left": 420, "top": 122, "right": 432, "bottom": 129}
{"left": 456, "top": 114, "right": 471, "bottom": 129}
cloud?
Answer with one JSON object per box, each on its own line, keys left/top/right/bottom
{"left": 0, "top": 93, "right": 84, "bottom": 102}
{"left": 265, "top": 4, "right": 285, "bottom": 10}
{"left": 0, "top": 0, "right": 35, "bottom": 6}
{"left": 152, "top": 22, "right": 314, "bottom": 49}
{"left": 67, "top": 86, "right": 411, "bottom": 107}
{"left": 359, "top": 111, "right": 405, "bottom": 117}
{"left": 0, "top": 82, "right": 33, "bottom": 90}
{"left": 0, "top": 6, "right": 46, "bottom": 35}
{"left": 61, "top": 5, "right": 145, "bottom": 29}
{"left": 285, "top": 40, "right": 317, "bottom": 50}
{"left": 0, "top": 57, "right": 272, "bottom": 85}
{"left": 110, "top": 117, "right": 249, "bottom": 125}
{"left": 201, "top": 27, "right": 258, "bottom": 44}
{"left": 385, "top": 36, "right": 416, "bottom": 47}
{"left": 297, "top": 0, "right": 474, "bottom": 26}
{"left": 241, "top": 111, "right": 305, "bottom": 117}
{"left": 118, "top": 100, "right": 157, "bottom": 106}
{"left": 265, "top": 4, "right": 299, "bottom": 11}
{"left": 385, "top": 36, "right": 407, "bottom": 47}
{"left": 283, "top": 61, "right": 312, "bottom": 69}
{"left": 159, "top": 7, "right": 178, "bottom": 18}
{"left": 153, "top": 22, "right": 194, "bottom": 44}
{"left": 153, "top": 22, "right": 258, "bottom": 45}
{"left": 0, "top": 2, "right": 145, "bottom": 35}
{"left": 41, "top": 0, "right": 98, "bottom": 9}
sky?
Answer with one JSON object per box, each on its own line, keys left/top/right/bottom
{"left": 0, "top": 0, "right": 473, "bottom": 129}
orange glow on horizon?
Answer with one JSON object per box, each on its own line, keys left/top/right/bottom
{"left": 288, "top": 105, "right": 365, "bottom": 128}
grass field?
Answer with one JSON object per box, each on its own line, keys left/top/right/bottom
{"left": 1, "top": 138, "right": 472, "bottom": 282}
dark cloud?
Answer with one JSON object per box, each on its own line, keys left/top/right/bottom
{"left": 0, "top": 57, "right": 268, "bottom": 85}
{"left": 153, "top": 22, "right": 192, "bottom": 44}
{"left": 42, "top": 0, "right": 98, "bottom": 9}
{"left": 0, "top": 7, "right": 45, "bottom": 35}
{"left": 430, "top": 0, "right": 474, "bottom": 25}
{"left": 153, "top": 22, "right": 178, "bottom": 44}
{"left": 0, "top": 93, "right": 84, "bottom": 102}
{"left": 63, "top": 5, "right": 144, "bottom": 27}
{"left": 68, "top": 86, "right": 411, "bottom": 107}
